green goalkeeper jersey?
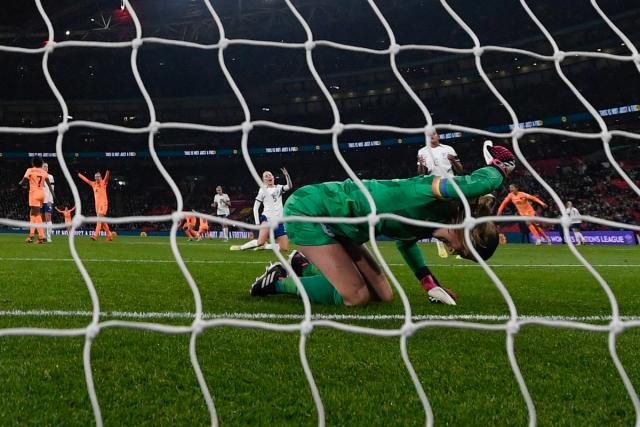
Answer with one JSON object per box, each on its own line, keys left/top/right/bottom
{"left": 284, "top": 166, "right": 504, "bottom": 275}
{"left": 284, "top": 166, "right": 503, "bottom": 246}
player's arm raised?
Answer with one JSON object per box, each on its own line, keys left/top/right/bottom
{"left": 253, "top": 188, "right": 265, "bottom": 225}
{"left": 449, "top": 154, "right": 464, "bottom": 175}
{"left": 282, "top": 167, "right": 292, "bottom": 191}
{"left": 77, "top": 172, "right": 93, "bottom": 185}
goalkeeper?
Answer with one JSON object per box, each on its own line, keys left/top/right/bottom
{"left": 250, "top": 145, "right": 516, "bottom": 306}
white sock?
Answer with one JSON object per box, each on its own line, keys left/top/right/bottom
{"left": 240, "top": 239, "right": 259, "bottom": 250}
{"left": 46, "top": 221, "right": 53, "bottom": 239}
{"left": 223, "top": 227, "right": 229, "bottom": 240}
{"left": 263, "top": 243, "right": 279, "bottom": 250}
{"left": 575, "top": 232, "right": 585, "bottom": 244}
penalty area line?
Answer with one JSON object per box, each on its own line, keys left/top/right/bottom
{"left": 0, "top": 309, "right": 639, "bottom": 322}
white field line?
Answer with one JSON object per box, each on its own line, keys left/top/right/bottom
{"left": 6, "top": 237, "right": 640, "bottom": 250}
{"left": 0, "top": 257, "right": 639, "bottom": 268}
{"left": 0, "top": 309, "right": 639, "bottom": 322}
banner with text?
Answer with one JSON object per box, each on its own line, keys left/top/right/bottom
{"left": 530, "top": 231, "right": 637, "bottom": 245}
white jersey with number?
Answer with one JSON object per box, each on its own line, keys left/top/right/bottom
{"left": 255, "top": 184, "right": 289, "bottom": 223}
{"left": 214, "top": 193, "right": 231, "bottom": 215}
{"left": 44, "top": 173, "right": 55, "bottom": 203}
{"left": 567, "top": 206, "right": 581, "bottom": 224}
{"left": 418, "top": 143, "right": 458, "bottom": 177}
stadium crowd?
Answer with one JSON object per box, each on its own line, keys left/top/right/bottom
{"left": 1, "top": 141, "right": 638, "bottom": 234}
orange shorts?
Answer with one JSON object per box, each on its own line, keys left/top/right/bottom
{"left": 198, "top": 226, "right": 209, "bottom": 233}
{"left": 29, "top": 190, "right": 45, "bottom": 208}
{"left": 96, "top": 202, "right": 108, "bottom": 216}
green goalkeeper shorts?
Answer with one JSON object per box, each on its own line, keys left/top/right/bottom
{"left": 284, "top": 187, "right": 338, "bottom": 246}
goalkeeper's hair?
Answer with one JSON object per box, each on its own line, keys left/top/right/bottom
{"left": 31, "top": 156, "right": 43, "bottom": 168}
{"left": 454, "top": 194, "right": 499, "bottom": 261}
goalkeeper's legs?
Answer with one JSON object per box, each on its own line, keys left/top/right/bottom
{"left": 267, "top": 244, "right": 391, "bottom": 305}
{"left": 294, "top": 243, "right": 392, "bottom": 306}
{"left": 274, "top": 272, "right": 344, "bottom": 305}
{"left": 253, "top": 244, "right": 372, "bottom": 305}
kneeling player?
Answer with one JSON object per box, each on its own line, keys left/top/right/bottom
{"left": 197, "top": 217, "right": 211, "bottom": 240}
{"left": 249, "top": 146, "right": 515, "bottom": 306}
{"left": 183, "top": 213, "right": 198, "bottom": 241}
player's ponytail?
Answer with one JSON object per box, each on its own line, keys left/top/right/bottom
{"left": 470, "top": 194, "right": 499, "bottom": 260}
{"left": 452, "top": 194, "right": 499, "bottom": 261}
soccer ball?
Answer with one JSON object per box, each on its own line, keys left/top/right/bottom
{"left": 111, "top": 231, "right": 118, "bottom": 237}
{"left": 140, "top": 231, "right": 147, "bottom": 237}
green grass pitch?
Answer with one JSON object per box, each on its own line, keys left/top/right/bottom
{"left": 0, "top": 234, "right": 638, "bottom": 426}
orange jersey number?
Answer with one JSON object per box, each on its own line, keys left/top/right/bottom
{"left": 25, "top": 168, "right": 48, "bottom": 191}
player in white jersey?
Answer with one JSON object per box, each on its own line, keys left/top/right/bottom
{"left": 417, "top": 133, "right": 463, "bottom": 257}
{"left": 231, "top": 167, "right": 292, "bottom": 251}
{"left": 212, "top": 186, "right": 231, "bottom": 241}
{"left": 41, "top": 162, "right": 55, "bottom": 242}
{"left": 565, "top": 201, "right": 586, "bottom": 245}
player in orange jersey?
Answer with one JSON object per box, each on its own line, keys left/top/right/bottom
{"left": 78, "top": 170, "right": 113, "bottom": 241}
{"left": 18, "top": 156, "right": 55, "bottom": 243}
{"left": 196, "top": 216, "right": 211, "bottom": 241}
{"left": 497, "top": 184, "right": 551, "bottom": 245}
{"left": 182, "top": 213, "right": 198, "bottom": 241}
{"left": 55, "top": 206, "right": 76, "bottom": 235}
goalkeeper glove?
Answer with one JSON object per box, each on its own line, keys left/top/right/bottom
{"left": 484, "top": 142, "right": 516, "bottom": 178}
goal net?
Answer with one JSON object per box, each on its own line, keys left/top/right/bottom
{"left": 0, "top": 0, "right": 639, "bottom": 425}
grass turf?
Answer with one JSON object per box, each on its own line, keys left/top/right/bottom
{"left": 0, "top": 234, "right": 638, "bottom": 425}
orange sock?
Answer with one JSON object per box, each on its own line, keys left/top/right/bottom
{"left": 528, "top": 224, "right": 540, "bottom": 240}
{"left": 102, "top": 223, "right": 112, "bottom": 239}
{"left": 95, "top": 222, "right": 102, "bottom": 239}
{"left": 35, "top": 215, "right": 44, "bottom": 239}
{"left": 29, "top": 214, "right": 36, "bottom": 237}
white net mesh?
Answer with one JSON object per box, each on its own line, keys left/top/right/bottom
{"left": 1, "top": 0, "right": 639, "bottom": 425}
